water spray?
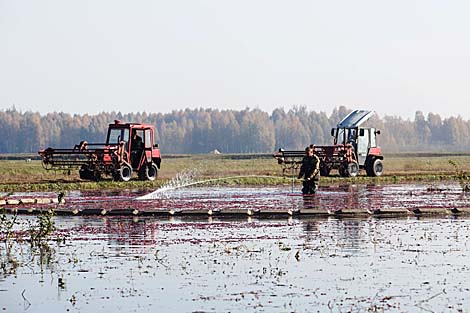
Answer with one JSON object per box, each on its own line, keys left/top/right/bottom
{"left": 136, "top": 173, "right": 286, "bottom": 200}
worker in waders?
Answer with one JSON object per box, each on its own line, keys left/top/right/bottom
{"left": 298, "top": 145, "right": 320, "bottom": 194}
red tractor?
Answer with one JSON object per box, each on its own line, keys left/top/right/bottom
{"left": 38, "top": 120, "right": 161, "bottom": 181}
{"left": 274, "top": 110, "right": 384, "bottom": 177}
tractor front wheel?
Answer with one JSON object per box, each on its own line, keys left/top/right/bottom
{"left": 368, "top": 159, "right": 383, "bottom": 177}
{"left": 117, "top": 164, "right": 133, "bottom": 182}
{"left": 139, "top": 162, "right": 158, "bottom": 181}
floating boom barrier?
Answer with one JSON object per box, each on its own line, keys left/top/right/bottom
{"left": 2, "top": 195, "right": 470, "bottom": 218}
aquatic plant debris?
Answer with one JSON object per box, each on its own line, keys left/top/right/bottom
{"left": 1, "top": 182, "right": 470, "bottom": 217}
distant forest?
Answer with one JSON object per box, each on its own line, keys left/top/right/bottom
{"left": 1, "top": 106, "right": 470, "bottom": 154}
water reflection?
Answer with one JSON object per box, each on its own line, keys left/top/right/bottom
{"left": 301, "top": 194, "right": 320, "bottom": 209}
{"left": 102, "top": 217, "right": 158, "bottom": 246}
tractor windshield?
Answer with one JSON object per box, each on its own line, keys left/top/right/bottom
{"left": 108, "top": 128, "right": 130, "bottom": 146}
{"left": 335, "top": 128, "right": 357, "bottom": 145}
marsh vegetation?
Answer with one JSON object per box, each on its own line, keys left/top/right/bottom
{"left": 1, "top": 153, "right": 470, "bottom": 192}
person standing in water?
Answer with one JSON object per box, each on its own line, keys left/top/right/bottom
{"left": 298, "top": 145, "right": 320, "bottom": 194}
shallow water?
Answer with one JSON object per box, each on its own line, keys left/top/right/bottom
{"left": 2, "top": 183, "right": 470, "bottom": 312}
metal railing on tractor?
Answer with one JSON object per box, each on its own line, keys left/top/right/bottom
{"left": 38, "top": 142, "right": 117, "bottom": 171}
{"left": 273, "top": 144, "right": 357, "bottom": 177}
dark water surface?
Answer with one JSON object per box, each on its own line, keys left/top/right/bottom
{"left": 1, "top": 183, "right": 470, "bottom": 312}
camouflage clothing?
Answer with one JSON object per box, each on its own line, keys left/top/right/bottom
{"left": 298, "top": 154, "right": 320, "bottom": 194}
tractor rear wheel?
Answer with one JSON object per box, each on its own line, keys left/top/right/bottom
{"left": 117, "top": 164, "right": 133, "bottom": 182}
{"left": 346, "top": 162, "right": 359, "bottom": 177}
{"left": 139, "top": 162, "right": 158, "bottom": 181}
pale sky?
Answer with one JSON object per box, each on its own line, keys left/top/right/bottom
{"left": 1, "top": 0, "right": 470, "bottom": 119}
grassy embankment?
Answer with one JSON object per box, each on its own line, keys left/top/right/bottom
{"left": 0, "top": 153, "right": 469, "bottom": 192}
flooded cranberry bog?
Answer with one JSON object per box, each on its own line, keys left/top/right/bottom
{"left": 2, "top": 182, "right": 470, "bottom": 312}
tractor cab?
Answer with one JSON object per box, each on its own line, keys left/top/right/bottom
{"left": 106, "top": 120, "right": 161, "bottom": 178}
{"left": 331, "top": 110, "right": 383, "bottom": 175}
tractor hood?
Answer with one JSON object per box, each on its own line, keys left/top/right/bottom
{"left": 337, "top": 110, "right": 374, "bottom": 128}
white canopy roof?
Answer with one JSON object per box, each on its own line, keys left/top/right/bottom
{"left": 337, "top": 110, "right": 374, "bottom": 128}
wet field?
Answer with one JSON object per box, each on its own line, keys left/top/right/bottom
{"left": 1, "top": 183, "right": 470, "bottom": 312}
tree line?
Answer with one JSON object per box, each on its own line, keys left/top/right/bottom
{"left": 1, "top": 106, "right": 470, "bottom": 154}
